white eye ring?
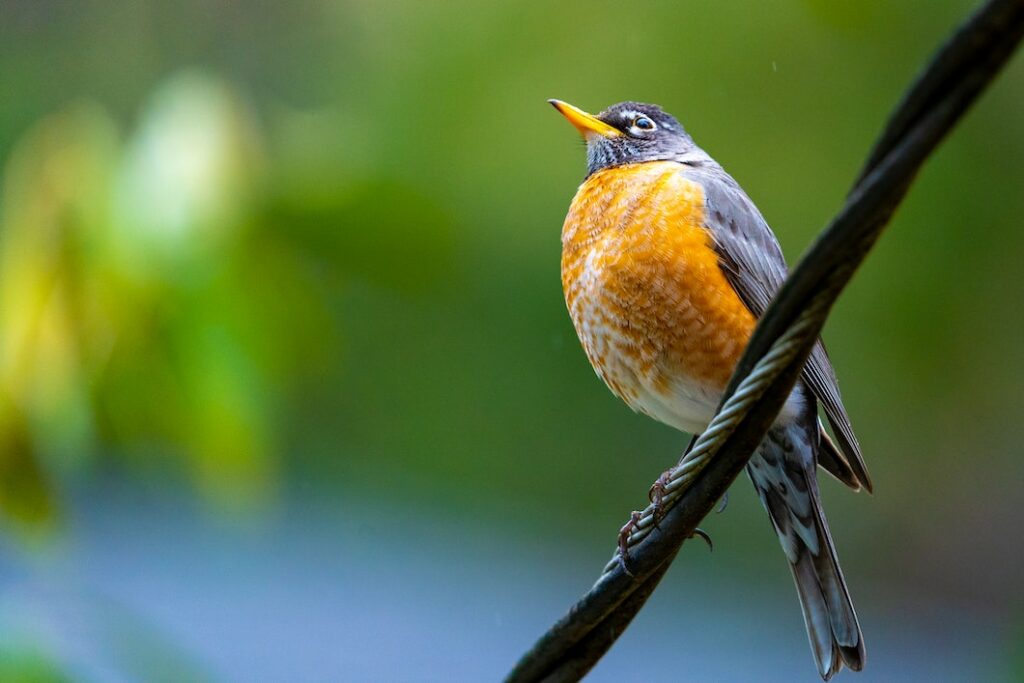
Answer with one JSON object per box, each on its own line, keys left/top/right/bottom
{"left": 629, "top": 115, "right": 656, "bottom": 134}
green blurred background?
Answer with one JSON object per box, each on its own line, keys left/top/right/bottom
{"left": 0, "top": 0, "right": 1022, "bottom": 681}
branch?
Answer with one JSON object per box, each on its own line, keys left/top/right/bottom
{"left": 506, "top": 1, "right": 1024, "bottom": 681}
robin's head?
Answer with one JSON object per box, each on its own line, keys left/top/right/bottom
{"left": 549, "top": 100, "right": 700, "bottom": 176}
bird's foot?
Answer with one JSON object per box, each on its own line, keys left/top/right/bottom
{"left": 647, "top": 469, "right": 674, "bottom": 528}
{"left": 716, "top": 491, "right": 729, "bottom": 514}
{"left": 616, "top": 511, "right": 642, "bottom": 576}
{"left": 647, "top": 468, "right": 714, "bottom": 551}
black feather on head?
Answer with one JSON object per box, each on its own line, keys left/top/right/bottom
{"left": 585, "top": 101, "right": 699, "bottom": 175}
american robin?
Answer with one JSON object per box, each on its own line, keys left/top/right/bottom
{"left": 550, "top": 99, "right": 871, "bottom": 680}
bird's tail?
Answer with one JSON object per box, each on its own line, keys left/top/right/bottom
{"left": 749, "top": 419, "right": 866, "bottom": 680}
{"left": 789, "top": 494, "right": 865, "bottom": 679}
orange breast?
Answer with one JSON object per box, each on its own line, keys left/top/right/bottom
{"left": 561, "top": 161, "right": 756, "bottom": 418}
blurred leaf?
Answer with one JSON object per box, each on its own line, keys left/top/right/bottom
{"left": 0, "top": 74, "right": 338, "bottom": 518}
{"left": 0, "top": 390, "right": 57, "bottom": 532}
{"left": 0, "top": 104, "right": 121, "bottom": 531}
{"left": 173, "top": 293, "right": 276, "bottom": 509}
{"left": 112, "top": 71, "right": 264, "bottom": 280}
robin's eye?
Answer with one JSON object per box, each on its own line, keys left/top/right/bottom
{"left": 633, "top": 116, "right": 656, "bottom": 131}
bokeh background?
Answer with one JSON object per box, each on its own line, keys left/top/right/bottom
{"left": 1, "top": 0, "right": 1022, "bottom": 681}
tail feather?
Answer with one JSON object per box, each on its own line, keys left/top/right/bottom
{"left": 790, "top": 499, "right": 865, "bottom": 679}
{"left": 749, "top": 412, "right": 866, "bottom": 680}
{"left": 791, "top": 552, "right": 843, "bottom": 678}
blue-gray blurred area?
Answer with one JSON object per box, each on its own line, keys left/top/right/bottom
{"left": 0, "top": 0, "right": 1022, "bottom": 681}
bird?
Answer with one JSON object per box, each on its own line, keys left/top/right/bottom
{"left": 549, "top": 99, "right": 871, "bottom": 680}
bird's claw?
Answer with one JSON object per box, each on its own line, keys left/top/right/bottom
{"left": 616, "top": 510, "right": 642, "bottom": 576}
{"left": 716, "top": 491, "right": 729, "bottom": 514}
{"left": 619, "top": 466, "right": 712, "bottom": 574}
{"left": 647, "top": 469, "right": 674, "bottom": 528}
{"left": 690, "top": 527, "right": 713, "bottom": 552}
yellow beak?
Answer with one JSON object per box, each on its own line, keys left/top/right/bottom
{"left": 548, "top": 99, "right": 621, "bottom": 139}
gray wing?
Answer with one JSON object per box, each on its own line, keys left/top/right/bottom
{"left": 680, "top": 163, "right": 873, "bottom": 492}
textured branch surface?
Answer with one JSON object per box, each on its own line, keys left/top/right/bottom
{"left": 506, "top": 1, "right": 1024, "bottom": 681}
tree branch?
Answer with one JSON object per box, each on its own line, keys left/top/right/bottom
{"left": 506, "top": 1, "right": 1024, "bottom": 681}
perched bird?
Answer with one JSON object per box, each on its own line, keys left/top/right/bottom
{"left": 550, "top": 99, "right": 871, "bottom": 680}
